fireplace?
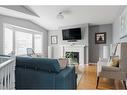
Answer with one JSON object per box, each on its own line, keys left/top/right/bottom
{"left": 59, "top": 45, "right": 86, "bottom": 67}
{"left": 65, "top": 52, "right": 79, "bottom": 64}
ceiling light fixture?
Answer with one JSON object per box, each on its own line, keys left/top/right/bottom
{"left": 57, "top": 11, "right": 64, "bottom": 19}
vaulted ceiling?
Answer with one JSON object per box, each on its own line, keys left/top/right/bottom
{"left": 0, "top": 5, "right": 126, "bottom": 30}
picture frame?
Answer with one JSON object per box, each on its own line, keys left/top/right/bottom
{"left": 95, "top": 32, "right": 106, "bottom": 44}
{"left": 51, "top": 35, "right": 58, "bottom": 44}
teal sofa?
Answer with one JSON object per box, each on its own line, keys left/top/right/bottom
{"left": 15, "top": 56, "right": 77, "bottom": 89}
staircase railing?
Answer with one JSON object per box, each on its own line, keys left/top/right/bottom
{"left": 0, "top": 56, "right": 15, "bottom": 89}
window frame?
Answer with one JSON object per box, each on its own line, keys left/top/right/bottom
{"left": 3, "top": 24, "right": 43, "bottom": 55}
{"left": 34, "top": 34, "right": 43, "bottom": 54}
{"left": 3, "top": 25, "right": 14, "bottom": 55}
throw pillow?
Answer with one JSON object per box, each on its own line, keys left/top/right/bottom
{"left": 108, "top": 56, "right": 119, "bottom": 67}
{"left": 58, "top": 58, "right": 68, "bottom": 69}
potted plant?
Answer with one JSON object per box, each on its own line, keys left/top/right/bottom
{"left": 65, "top": 52, "right": 74, "bottom": 64}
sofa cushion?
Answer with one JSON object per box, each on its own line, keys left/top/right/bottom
{"left": 57, "top": 58, "right": 68, "bottom": 70}
{"left": 108, "top": 56, "right": 119, "bottom": 67}
{"left": 16, "top": 56, "right": 60, "bottom": 73}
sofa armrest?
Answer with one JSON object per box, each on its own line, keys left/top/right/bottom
{"left": 102, "top": 66, "right": 120, "bottom": 72}
{"left": 55, "top": 67, "right": 77, "bottom": 89}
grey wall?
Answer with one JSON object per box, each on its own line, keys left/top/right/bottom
{"left": 0, "top": 15, "right": 48, "bottom": 56}
{"left": 48, "top": 24, "right": 89, "bottom": 59}
{"left": 112, "top": 17, "right": 121, "bottom": 44}
{"left": 48, "top": 30, "right": 60, "bottom": 58}
{"left": 113, "top": 7, "right": 127, "bottom": 44}
{"left": 89, "top": 24, "right": 112, "bottom": 63}
{"left": 48, "top": 24, "right": 89, "bottom": 46}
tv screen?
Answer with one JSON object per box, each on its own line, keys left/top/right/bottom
{"left": 62, "top": 28, "right": 81, "bottom": 40}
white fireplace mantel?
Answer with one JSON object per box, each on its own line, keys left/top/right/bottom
{"left": 59, "top": 45, "right": 85, "bottom": 67}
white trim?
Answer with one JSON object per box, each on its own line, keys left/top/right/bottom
{"left": 34, "top": 34, "right": 43, "bottom": 54}
{"left": 32, "top": 34, "right": 35, "bottom": 51}
{"left": 13, "top": 29, "right": 15, "bottom": 54}
{"left": 3, "top": 24, "right": 6, "bottom": 54}
{"left": 4, "top": 23, "right": 42, "bottom": 34}
{"left": 3, "top": 25, "right": 14, "bottom": 55}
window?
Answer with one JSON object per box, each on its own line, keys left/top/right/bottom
{"left": 34, "top": 34, "right": 42, "bottom": 54}
{"left": 15, "top": 31, "right": 32, "bottom": 55}
{"left": 4, "top": 24, "right": 43, "bottom": 55}
{"left": 4, "top": 27, "right": 13, "bottom": 55}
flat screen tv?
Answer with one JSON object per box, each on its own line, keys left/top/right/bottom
{"left": 62, "top": 28, "right": 81, "bottom": 40}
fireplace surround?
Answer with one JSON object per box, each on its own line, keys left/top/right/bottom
{"left": 59, "top": 45, "right": 87, "bottom": 67}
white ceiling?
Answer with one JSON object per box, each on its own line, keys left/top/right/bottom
{"left": 0, "top": 6, "right": 126, "bottom": 30}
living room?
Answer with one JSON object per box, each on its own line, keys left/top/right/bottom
{"left": 0, "top": 5, "right": 127, "bottom": 91}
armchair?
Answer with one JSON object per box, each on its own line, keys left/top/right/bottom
{"left": 96, "top": 43, "right": 127, "bottom": 89}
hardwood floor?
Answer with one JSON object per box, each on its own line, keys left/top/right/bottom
{"left": 77, "top": 64, "right": 125, "bottom": 90}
